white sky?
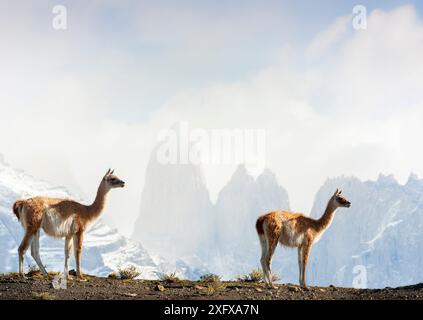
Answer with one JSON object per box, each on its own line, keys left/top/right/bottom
{"left": 1, "top": 1, "right": 423, "bottom": 236}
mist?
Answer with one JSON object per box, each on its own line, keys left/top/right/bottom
{"left": 1, "top": 2, "right": 423, "bottom": 237}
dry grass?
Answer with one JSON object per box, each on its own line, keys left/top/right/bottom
{"left": 27, "top": 265, "right": 40, "bottom": 277}
{"left": 26, "top": 265, "right": 60, "bottom": 278}
{"left": 7, "top": 272, "right": 20, "bottom": 277}
{"left": 197, "top": 273, "right": 225, "bottom": 295}
{"left": 159, "top": 272, "right": 181, "bottom": 284}
{"left": 199, "top": 273, "right": 221, "bottom": 284}
{"left": 236, "top": 268, "right": 280, "bottom": 283}
{"left": 34, "top": 292, "right": 56, "bottom": 300}
{"left": 108, "top": 272, "right": 119, "bottom": 279}
{"left": 206, "top": 281, "right": 226, "bottom": 295}
{"left": 117, "top": 265, "right": 141, "bottom": 280}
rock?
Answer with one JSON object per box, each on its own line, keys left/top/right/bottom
{"left": 155, "top": 284, "right": 165, "bottom": 292}
{"left": 69, "top": 270, "right": 77, "bottom": 276}
{"left": 122, "top": 292, "right": 137, "bottom": 297}
{"left": 255, "top": 287, "right": 263, "bottom": 292}
{"left": 194, "top": 285, "right": 204, "bottom": 290}
{"left": 287, "top": 285, "right": 300, "bottom": 292}
{"left": 319, "top": 288, "right": 326, "bottom": 292}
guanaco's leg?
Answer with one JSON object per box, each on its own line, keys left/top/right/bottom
{"left": 299, "top": 240, "right": 312, "bottom": 288}
{"left": 18, "top": 231, "right": 35, "bottom": 277}
{"left": 73, "top": 232, "right": 85, "bottom": 280}
{"left": 259, "top": 235, "right": 269, "bottom": 283}
{"left": 263, "top": 236, "right": 278, "bottom": 288}
{"left": 64, "top": 235, "right": 73, "bottom": 279}
{"left": 297, "top": 246, "right": 303, "bottom": 286}
{"left": 260, "top": 241, "right": 274, "bottom": 286}
{"left": 30, "top": 230, "right": 48, "bottom": 277}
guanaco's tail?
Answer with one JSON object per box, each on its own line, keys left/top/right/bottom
{"left": 12, "top": 200, "right": 24, "bottom": 221}
{"left": 256, "top": 215, "right": 266, "bottom": 235}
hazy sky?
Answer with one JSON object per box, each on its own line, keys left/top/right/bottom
{"left": 1, "top": 1, "right": 423, "bottom": 236}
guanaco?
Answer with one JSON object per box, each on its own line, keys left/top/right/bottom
{"left": 256, "top": 189, "right": 351, "bottom": 288}
{"left": 12, "top": 169, "right": 125, "bottom": 280}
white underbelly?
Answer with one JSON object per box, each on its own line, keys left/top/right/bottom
{"left": 279, "top": 225, "right": 305, "bottom": 247}
{"left": 41, "top": 209, "right": 77, "bottom": 238}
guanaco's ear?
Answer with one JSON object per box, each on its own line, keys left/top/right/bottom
{"left": 334, "top": 189, "right": 339, "bottom": 196}
{"left": 110, "top": 169, "right": 115, "bottom": 175}
{"left": 104, "top": 168, "right": 111, "bottom": 178}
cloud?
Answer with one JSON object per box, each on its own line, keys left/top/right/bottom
{"left": 307, "top": 14, "right": 351, "bottom": 58}
{"left": 143, "top": 4, "right": 423, "bottom": 213}
{"left": 1, "top": 3, "right": 423, "bottom": 236}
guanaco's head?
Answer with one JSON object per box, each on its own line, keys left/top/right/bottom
{"left": 102, "top": 168, "right": 125, "bottom": 189}
{"left": 332, "top": 189, "right": 351, "bottom": 208}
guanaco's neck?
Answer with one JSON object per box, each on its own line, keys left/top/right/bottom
{"left": 86, "top": 182, "right": 109, "bottom": 221}
{"left": 314, "top": 199, "right": 337, "bottom": 233}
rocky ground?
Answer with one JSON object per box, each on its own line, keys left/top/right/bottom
{"left": 1, "top": 272, "right": 423, "bottom": 300}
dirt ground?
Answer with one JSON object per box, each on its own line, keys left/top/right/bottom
{"left": 1, "top": 273, "right": 423, "bottom": 300}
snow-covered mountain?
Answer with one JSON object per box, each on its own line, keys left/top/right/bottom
{"left": 214, "top": 170, "right": 423, "bottom": 287}
{"left": 132, "top": 138, "right": 294, "bottom": 280}
{"left": 212, "top": 165, "right": 291, "bottom": 279}
{"left": 132, "top": 144, "right": 213, "bottom": 263}
{"left": 308, "top": 174, "right": 423, "bottom": 288}
{"left": 0, "top": 156, "right": 195, "bottom": 279}
{"left": 132, "top": 139, "right": 423, "bottom": 287}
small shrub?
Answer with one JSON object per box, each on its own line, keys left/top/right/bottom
{"left": 7, "top": 272, "right": 20, "bottom": 277}
{"left": 199, "top": 273, "right": 221, "bottom": 284}
{"left": 236, "top": 269, "right": 263, "bottom": 282}
{"left": 34, "top": 292, "right": 56, "bottom": 300}
{"left": 159, "top": 272, "right": 180, "bottom": 283}
{"left": 236, "top": 268, "right": 280, "bottom": 283}
{"left": 108, "top": 272, "right": 119, "bottom": 279}
{"left": 26, "top": 266, "right": 58, "bottom": 278}
{"left": 118, "top": 265, "right": 141, "bottom": 280}
{"left": 207, "top": 285, "right": 216, "bottom": 295}
{"left": 206, "top": 281, "right": 226, "bottom": 295}
{"left": 27, "top": 265, "right": 42, "bottom": 278}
